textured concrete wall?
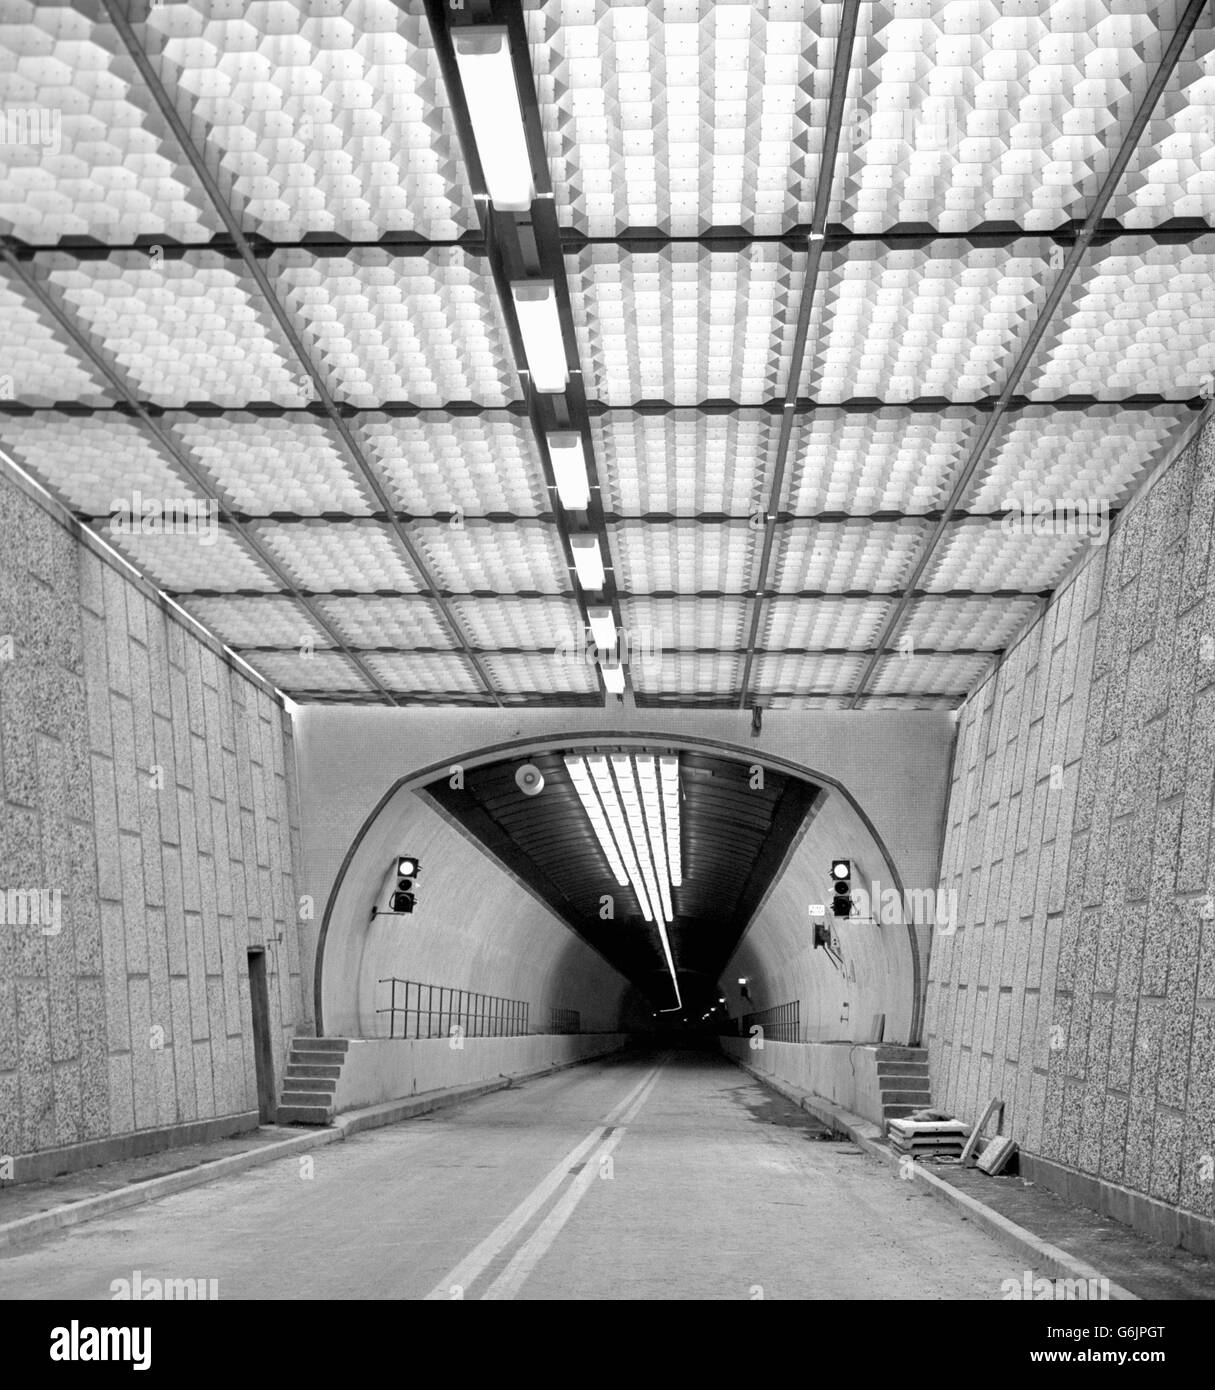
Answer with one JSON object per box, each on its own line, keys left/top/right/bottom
{"left": 721, "top": 791, "right": 924, "bottom": 1045}
{"left": 0, "top": 468, "right": 304, "bottom": 1166}
{"left": 320, "top": 788, "right": 634, "bottom": 1037}
{"left": 925, "top": 422, "right": 1215, "bottom": 1229}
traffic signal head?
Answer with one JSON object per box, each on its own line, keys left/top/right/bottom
{"left": 392, "top": 855, "right": 420, "bottom": 913}
{"left": 814, "top": 921, "right": 831, "bottom": 950}
{"left": 831, "top": 858, "right": 852, "bottom": 918}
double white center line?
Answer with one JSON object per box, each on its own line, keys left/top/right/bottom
{"left": 424, "top": 1062, "right": 664, "bottom": 1301}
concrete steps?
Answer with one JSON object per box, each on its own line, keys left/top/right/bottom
{"left": 277, "top": 1038, "right": 349, "bottom": 1126}
{"left": 874, "top": 1046, "right": 933, "bottom": 1124}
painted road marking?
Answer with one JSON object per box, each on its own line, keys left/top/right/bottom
{"left": 423, "top": 1062, "right": 664, "bottom": 1301}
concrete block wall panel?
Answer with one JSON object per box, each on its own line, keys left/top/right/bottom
{"left": 722, "top": 791, "right": 930, "bottom": 1044}
{"left": 320, "top": 788, "right": 633, "bottom": 1037}
{"left": 0, "top": 466, "right": 304, "bottom": 1172}
{"left": 925, "top": 419, "right": 1215, "bottom": 1235}
{"left": 293, "top": 708, "right": 954, "bottom": 1035}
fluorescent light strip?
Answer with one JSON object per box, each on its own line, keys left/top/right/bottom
{"left": 451, "top": 27, "right": 535, "bottom": 213}
{"left": 564, "top": 756, "right": 628, "bottom": 888}
{"left": 570, "top": 535, "right": 605, "bottom": 591}
{"left": 636, "top": 757, "right": 673, "bottom": 921}
{"left": 511, "top": 281, "right": 567, "bottom": 392}
{"left": 587, "top": 605, "right": 617, "bottom": 654}
{"left": 611, "top": 756, "right": 680, "bottom": 1007}
{"left": 587, "top": 755, "right": 655, "bottom": 922}
{"left": 547, "top": 432, "right": 591, "bottom": 510}
{"left": 601, "top": 663, "right": 625, "bottom": 695}
{"left": 659, "top": 755, "right": 682, "bottom": 887}
{"left": 610, "top": 755, "right": 667, "bottom": 926}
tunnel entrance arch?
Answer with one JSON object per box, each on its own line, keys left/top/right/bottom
{"left": 314, "top": 730, "right": 923, "bottom": 1043}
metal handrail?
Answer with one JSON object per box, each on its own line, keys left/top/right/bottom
{"left": 376, "top": 977, "right": 529, "bottom": 1040}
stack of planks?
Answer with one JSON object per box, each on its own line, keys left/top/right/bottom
{"left": 887, "top": 1117, "right": 971, "bottom": 1157}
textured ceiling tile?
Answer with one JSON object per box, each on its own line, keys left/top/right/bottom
{"left": 41, "top": 252, "right": 304, "bottom": 406}
{"left": 608, "top": 520, "right": 758, "bottom": 593}
{"left": 314, "top": 595, "right": 455, "bottom": 649}
{"left": 0, "top": 2, "right": 221, "bottom": 243}
{"left": 751, "top": 652, "right": 868, "bottom": 695}
{"left": 0, "top": 412, "right": 184, "bottom": 514}
{"left": 784, "top": 408, "right": 980, "bottom": 513}
{"left": 254, "top": 519, "right": 425, "bottom": 591}
{"left": 178, "top": 594, "right": 330, "bottom": 649}
{"left": 269, "top": 248, "right": 520, "bottom": 407}
{"left": 0, "top": 266, "right": 113, "bottom": 405}
{"left": 902, "top": 596, "right": 1042, "bottom": 649}
{"left": 246, "top": 649, "right": 371, "bottom": 693}
{"left": 408, "top": 518, "right": 569, "bottom": 593}
{"left": 363, "top": 650, "right": 483, "bottom": 693}
{"left": 141, "top": 0, "right": 476, "bottom": 240}
{"left": 869, "top": 651, "right": 995, "bottom": 696}
{"left": 594, "top": 409, "right": 776, "bottom": 514}
{"left": 618, "top": 596, "right": 750, "bottom": 650}
{"left": 966, "top": 405, "right": 1188, "bottom": 512}
{"left": 169, "top": 412, "right": 374, "bottom": 514}
{"left": 770, "top": 519, "right": 928, "bottom": 593}
{"left": 760, "top": 596, "right": 893, "bottom": 648}
{"left": 630, "top": 651, "right": 742, "bottom": 695}
{"left": 923, "top": 518, "right": 1085, "bottom": 591}
{"left": 1022, "top": 240, "right": 1215, "bottom": 399}
{"left": 567, "top": 243, "right": 800, "bottom": 405}
{"left": 105, "top": 525, "right": 279, "bottom": 593}
{"left": 528, "top": 0, "right": 842, "bottom": 236}
{"left": 450, "top": 596, "right": 585, "bottom": 651}
{"left": 479, "top": 651, "right": 599, "bottom": 694}
{"left": 357, "top": 412, "right": 549, "bottom": 516}
{"left": 803, "top": 244, "right": 1054, "bottom": 402}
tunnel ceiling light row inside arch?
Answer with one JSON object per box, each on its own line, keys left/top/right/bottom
{"left": 1, "top": 1, "right": 1212, "bottom": 710}
{"left": 423, "top": 746, "right": 819, "bottom": 1009}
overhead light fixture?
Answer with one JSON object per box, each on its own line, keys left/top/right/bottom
{"left": 587, "top": 605, "right": 617, "bottom": 653}
{"left": 547, "top": 432, "right": 590, "bottom": 510}
{"left": 659, "top": 755, "right": 682, "bottom": 887}
{"left": 565, "top": 752, "right": 685, "bottom": 1011}
{"left": 451, "top": 27, "right": 535, "bottom": 212}
{"left": 601, "top": 663, "right": 625, "bottom": 695}
{"left": 570, "top": 535, "right": 605, "bottom": 591}
{"left": 511, "top": 281, "right": 567, "bottom": 392}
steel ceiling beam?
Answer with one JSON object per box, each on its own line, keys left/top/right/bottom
{"left": 100, "top": 0, "right": 504, "bottom": 708}
{"left": 736, "top": 0, "right": 862, "bottom": 709}
{"left": 0, "top": 245, "right": 399, "bottom": 705}
{"left": 847, "top": 0, "right": 1211, "bottom": 708}
{"left": 7, "top": 218, "right": 1213, "bottom": 260}
{"left": 1, "top": 395, "right": 1202, "bottom": 419}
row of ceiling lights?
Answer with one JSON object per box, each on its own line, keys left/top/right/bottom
{"left": 451, "top": 22, "right": 620, "bottom": 695}
{"left": 564, "top": 752, "right": 682, "bottom": 1007}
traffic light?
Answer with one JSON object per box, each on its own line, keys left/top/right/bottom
{"left": 391, "top": 855, "right": 420, "bottom": 914}
{"left": 831, "top": 859, "right": 852, "bottom": 918}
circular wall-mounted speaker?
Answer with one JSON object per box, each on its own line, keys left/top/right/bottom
{"left": 515, "top": 763, "right": 545, "bottom": 796}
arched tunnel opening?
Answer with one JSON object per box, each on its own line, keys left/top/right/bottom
{"left": 311, "top": 734, "right": 928, "bottom": 1122}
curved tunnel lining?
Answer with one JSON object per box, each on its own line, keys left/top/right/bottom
{"left": 312, "top": 730, "right": 920, "bottom": 1041}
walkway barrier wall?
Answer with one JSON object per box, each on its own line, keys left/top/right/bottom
{"left": 719, "top": 1036, "right": 884, "bottom": 1125}
{"left": 333, "top": 1034, "right": 631, "bottom": 1113}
